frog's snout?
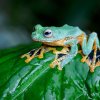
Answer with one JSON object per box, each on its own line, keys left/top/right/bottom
{"left": 32, "top": 32, "right": 36, "bottom": 36}
{"left": 32, "top": 32, "right": 36, "bottom": 40}
{"left": 32, "top": 32, "right": 40, "bottom": 42}
{"left": 32, "top": 32, "right": 36, "bottom": 38}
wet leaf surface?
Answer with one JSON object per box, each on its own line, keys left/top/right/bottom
{"left": 0, "top": 43, "right": 100, "bottom": 100}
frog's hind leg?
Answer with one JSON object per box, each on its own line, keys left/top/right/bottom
{"left": 89, "top": 41, "right": 97, "bottom": 72}
{"left": 80, "top": 32, "right": 100, "bottom": 72}
{"left": 94, "top": 47, "right": 100, "bottom": 68}
{"left": 21, "top": 46, "right": 45, "bottom": 63}
{"left": 86, "top": 48, "right": 100, "bottom": 72}
{"left": 78, "top": 44, "right": 98, "bottom": 72}
{"left": 81, "top": 32, "right": 100, "bottom": 63}
{"left": 80, "top": 42, "right": 98, "bottom": 72}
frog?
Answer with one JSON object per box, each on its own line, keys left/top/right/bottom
{"left": 21, "top": 24, "right": 100, "bottom": 72}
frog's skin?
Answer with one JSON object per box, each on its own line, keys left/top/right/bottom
{"left": 21, "top": 24, "right": 100, "bottom": 72}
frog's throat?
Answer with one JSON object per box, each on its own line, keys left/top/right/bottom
{"left": 43, "top": 39, "right": 67, "bottom": 46}
{"left": 33, "top": 38, "right": 65, "bottom": 43}
{"left": 33, "top": 38, "right": 66, "bottom": 46}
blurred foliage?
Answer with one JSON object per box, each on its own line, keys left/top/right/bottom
{"left": 0, "top": 0, "right": 100, "bottom": 48}
{"left": 1, "top": 0, "right": 100, "bottom": 35}
{"left": 0, "top": 43, "right": 100, "bottom": 99}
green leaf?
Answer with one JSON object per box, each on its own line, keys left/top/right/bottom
{"left": 0, "top": 43, "right": 100, "bottom": 100}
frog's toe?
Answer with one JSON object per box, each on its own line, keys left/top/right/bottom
{"left": 21, "top": 49, "right": 36, "bottom": 58}
{"left": 38, "top": 55, "right": 43, "bottom": 58}
{"left": 25, "top": 55, "right": 34, "bottom": 63}
{"left": 21, "top": 49, "right": 36, "bottom": 63}
{"left": 50, "top": 53, "right": 67, "bottom": 70}
{"left": 50, "top": 60, "right": 62, "bottom": 70}
{"left": 57, "top": 64, "right": 62, "bottom": 70}
{"left": 81, "top": 56, "right": 88, "bottom": 62}
{"left": 90, "top": 65, "right": 95, "bottom": 72}
{"left": 36, "top": 47, "right": 45, "bottom": 58}
{"left": 21, "top": 54, "right": 30, "bottom": 58}
{"left": 25, "top": 59, "right": 30, "bottom": 63}
{"left": 50, "top": 60, "right": 58, "bottom": 68}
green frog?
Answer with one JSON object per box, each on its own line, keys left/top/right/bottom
{"left": 21, "top": 24, "right": 100, "bottom": 72}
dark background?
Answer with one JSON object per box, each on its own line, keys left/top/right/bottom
{"left": 0, "top": 0, "right": 100, "bottom": 49}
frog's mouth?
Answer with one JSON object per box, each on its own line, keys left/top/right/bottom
{"left": 32, "top": 38, "right": 46, "bottom": 42}
{"left": 33, "top": 38, "right": 66, "bottom": 46}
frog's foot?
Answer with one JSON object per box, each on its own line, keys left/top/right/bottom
{"left": 78, "top": 49, "right": 89, "bottom": 63}
{"left": 81, "top": 55, "right": 88, "bottom": 62}
{"left": 78, "top": 50, "right": 88, "bottom": 62}
{"left": 49, "top": 47, "right": 69, "bottom": 70}
{"left": 86, "top": 59, "right": 100, "bottom": 72}
{"left": 78, "top": 50, "right": 82, "bottom": 54}
{"left": 21, "top": 46, "right": 45, "bottom": 63}
{"left": 50, "top": 53, "right": 67, "bottom": 70}
{"left": 95, "top": 60, "right": 100, "bottom": 68}
{"left": 50, "top": 60, "right": 62, "bottom": 70}
{"left": 21, "top": 49, "right": 35, "bottom": 63}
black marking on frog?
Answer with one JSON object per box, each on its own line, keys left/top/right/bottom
{"left": 29, "top": 49, "right": 35, "bottom": 56}
{"left": 58, "top": 54, "right": 66, "bottom": 59}
{"left": 88, "top": 49, "right": 100, "bottom": 62}
{"left": 36, "top": 48, "right": 41, "bottom": 55}
{"left": 96, "top": 50, "right": 100, "bottom": 62}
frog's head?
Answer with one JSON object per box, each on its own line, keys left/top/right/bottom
{"left": 32, "top": 24, "right": 82, "bottom": 44}
{"left": 32, "top": 24, "right": 68, "bottom": 43}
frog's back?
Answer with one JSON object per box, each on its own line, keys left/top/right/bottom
{"left": 62, "top": 24, "right": 84, "bottom": 37}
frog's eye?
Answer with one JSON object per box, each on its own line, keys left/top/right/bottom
{"left": 44, "top": 29, "right": 52, "bottom": 38}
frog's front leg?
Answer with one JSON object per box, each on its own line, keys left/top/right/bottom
{"left": 21, "top": 45, "right": 62, "bottom": 63}
{"left": 81, "top": 32, "right": 100, "bottom": 72}
{"left": 21, "top": 46, "right": 45, "bottom": 63}
{"left": 50, "top": 40, "right": 78, "bottom": 70}
{"left": 61, "top": 40, "right": 78, "bottom": 67}
{"left": 50, "top": 47, "right": 69, "bottom": 70}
